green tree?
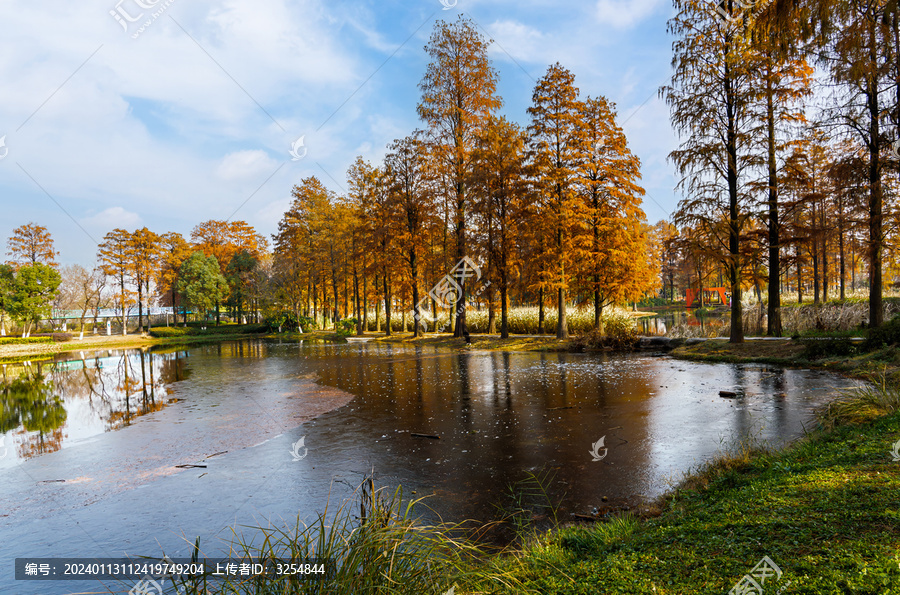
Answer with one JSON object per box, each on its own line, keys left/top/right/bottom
{"left": 0, "top": 264, "right": 14, "bottom": 336}
{"left": 8, "top": 264, "right": 62, "bottom": 337}
{"left": 176, "top": 252, "right": 229, "bottom": 324}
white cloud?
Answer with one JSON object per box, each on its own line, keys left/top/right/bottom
{"left": 80, "top": 207, "right": 142, "bottom": 231}
{"left": 216, "top": 150, "right": 279, "bottom": 181}
{"left": 595, "top": 0, "right": 662, "bottom": 28}
{"left": 486, "top": 20, "right": 546, "bottom": 64}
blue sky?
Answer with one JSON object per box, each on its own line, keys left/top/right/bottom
{"left": 0, "top": 0, "right": 680, "bottom": 266}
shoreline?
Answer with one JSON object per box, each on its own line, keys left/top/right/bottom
{"left": 4, "top": 330, "right": 892, "bottom": 386}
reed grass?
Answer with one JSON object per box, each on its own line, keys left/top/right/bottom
{"left": 821, "top": 372, "right": 900, "bottom": 428}
{"left": 158, "top": 479, "right": 528, "bottom": 595}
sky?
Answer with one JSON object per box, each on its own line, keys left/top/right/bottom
{"left": 0, "top": 0, "right": 681, "bottom": 267}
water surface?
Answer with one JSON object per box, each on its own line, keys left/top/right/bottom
{"left": 0, "top": 340, "right": 861, "bottom": 594}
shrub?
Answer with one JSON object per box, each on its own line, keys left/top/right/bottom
{"left": 0, "top": 336, "right": 53, "bottom": 345}
{"left": 148, "top": 327, "right": 189, "bottom": 338}
{"left": 265, "top": 312, "right": 313, "bottom": 332}
{"left": 149, "top": 325, "right": 267, "bottom": 338}
{"left": 576, "top": 308, "right": 640, "bottom": 350}
{"left": 821, "top": 373, "right": 900, "bottom": 427}
{"left": 801, "top": 338, "right": 859, "bottom": 360}
{"left": 31, "top": 332, "right": 73, "bottom": 342}
{"left": 866, "top": 315, "right": 900, "bottom": 350}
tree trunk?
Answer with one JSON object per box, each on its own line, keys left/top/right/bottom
{"left": 538, "top": 287, "right": 545, "bottom": 334}
{"left": 120, "top": 278, "right": 127, "bottom": 336}
{"left": 866, "top": 51, "right": 884, "bottom": 328}
{"left": 137, "top": 278, "right": 144, "bottom": 334}
{"left": 725, "top": 55, "right": 743, "bottom": 344}
{"left": 500, "top": 282, "right": 509, "bottom": 339}
{"left": 765, "top": 72, "right": 782, "bottom": 336}
{"left": 383, "top": 272, "right": 391, "bottom": 336}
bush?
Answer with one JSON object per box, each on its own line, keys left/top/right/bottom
{"left": 149, "top": 325, "right": 267, "bottom": 338}
{"left": 31, "top": 332, "right": 73, "bottom": 342}
{"left": 576, "top": 308, "right": 640, "bottom": 350}
{"left": 866, "top": 315, "right": 900, "bottom": 350}
{"left": 264, "top": 312, "right": 312, "bottom": 332}
{"left": 0, "top": 336, "right": 53, "bottom": 345}
{"left": 801, "top": 338, "right": 860, "bottom": 360}
{"left": 148, "top": 327, "right": 189, "bottom": 338}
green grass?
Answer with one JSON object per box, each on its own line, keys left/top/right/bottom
{"left": 0, "top": 336, "right": 53, "bottom": 345}
{"left": 148, "top": 324, "right": 268, "bottom": 338}
{"left": 476, "top": 405, "right": 900, "bottom": 594}
{"left": 153, "top": 397, "right": 900, "bottom": 594}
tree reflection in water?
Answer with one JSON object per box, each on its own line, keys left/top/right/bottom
{"left": 0, "top": 366, "right": 67, "bottom": 457}
{"left": 0, "top": 348, "right": 188, "bottom": 461}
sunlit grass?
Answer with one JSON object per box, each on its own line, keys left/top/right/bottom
{"left": 822, "top": 372, "right": 900, "bottom": 428}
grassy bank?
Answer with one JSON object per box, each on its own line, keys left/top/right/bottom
{"left": 128, "top": 334, "right": 897, "bottom": 593}
{"left": 672, "top": 338, "right": 900, "bottom": 385}
{"left": 480, "top": 408, "right": 900, "bottom": 593}
{"left": 153, "top": 386, "right": 900, "bottom": 594}
{"left": 0, "top": 326, "right": 323, "bottom": 363}
{"left": 370, "top": 332, "right": 574, "bottom": 352}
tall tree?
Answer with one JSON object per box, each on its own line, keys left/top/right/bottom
{"left": 418, "top": 15, "right": 501, "bottom": 337}
{"left": 746, "top": 9, "right": 813, "bottom": 335}
{"left": 177, "top": 252, "right": 229, "bottom": 324}
{"left": 98, "top": 229, "right": 133, "bottom": 335}
{"left": 663, "top": 0, "right": 758, "bottom": 343}
{"left": 226, "top": 250, "right": 258, "bottom": 323}
{"left": 471, "top": 116, "right": 531, "bottom": 338}
{"left": 191, "top": 220, "right": 266, "bottom": 325}
{"left": 8, "top": 264, "right": 62, "bottom": 337}
{"left": 156, "top": 232, "right": 192, "bottom": 326}
{"left": 346, "top": 157, "right": 378, "bottom": 335}
{"left": 7, "top": 223, "right": 58, "bottom": 269}
{"left": 386, "top": 134, "right": 434, "bottom": 337}
{"left": 528, "top": 63, "right": 585, "bottom": 339}
{"left": 577, "top": 95, "right": 654, "bottom": 332}
{"left": 128, "top": 227, "right": 160, "bottom": 334}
